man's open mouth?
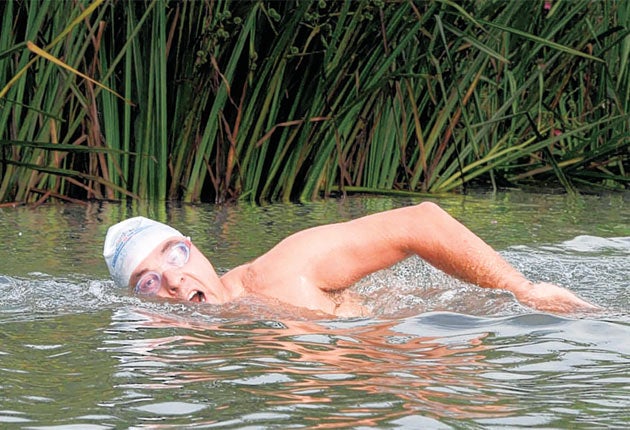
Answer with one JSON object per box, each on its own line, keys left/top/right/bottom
{"left": 188, "top": 290, "right": 206, "bottom": 303}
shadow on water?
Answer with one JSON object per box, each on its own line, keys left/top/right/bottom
{"left": 0, "top": 191, "right": 628, "bottom": 428}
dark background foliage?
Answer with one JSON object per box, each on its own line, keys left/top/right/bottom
{"left": 1, "top": 0, "right": 628, "bottom": 204}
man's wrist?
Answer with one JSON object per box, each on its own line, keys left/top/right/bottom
{"left": 507, "top": 278, "right": 534, "bottom": 297}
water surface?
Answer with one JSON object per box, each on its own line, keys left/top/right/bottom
{"left": 0, "top": 192, "right": 628, "bottom": 428}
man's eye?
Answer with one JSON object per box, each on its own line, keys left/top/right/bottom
{"left": 135, "top": 273, "right": 161, "bottom": 295}
{"left": 166, "top": 243, "right": 189, "bottom": 266}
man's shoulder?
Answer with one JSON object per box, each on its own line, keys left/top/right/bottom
{"left": 221, "top": 263, "right": 252, "bottom": 290}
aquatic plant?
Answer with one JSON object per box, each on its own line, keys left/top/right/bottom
{"left": 0, "top": 0, "right": 628, "bottom": 204}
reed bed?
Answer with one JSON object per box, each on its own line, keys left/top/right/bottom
{"left": 1, "top": 0, "right": 628, "bottom": 204}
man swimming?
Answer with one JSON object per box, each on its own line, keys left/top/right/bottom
{"left": 103, "top": 202, "right": 597, "bottom": 316}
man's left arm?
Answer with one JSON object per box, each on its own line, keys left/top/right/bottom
{"left": 248, "top": 202, "right": 598, "bottom": 313}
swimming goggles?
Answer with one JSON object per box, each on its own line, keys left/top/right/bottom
{"left": 134, "top": 239, "right": 191, "bottom": 295}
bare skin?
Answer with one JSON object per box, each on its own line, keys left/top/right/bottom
{"left": 129, "top": 202, "right": 598, "bottom": 316}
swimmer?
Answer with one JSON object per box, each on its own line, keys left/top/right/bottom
{"left": 103, "top": 202, "right": 597, "bottom": 316}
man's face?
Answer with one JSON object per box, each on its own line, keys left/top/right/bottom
{"left": 129, "top": 237, "right": 225, "bottom": 304}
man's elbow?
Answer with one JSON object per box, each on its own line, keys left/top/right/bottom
{"left": 412, "top": 201, "right": 448, "bottom": 219}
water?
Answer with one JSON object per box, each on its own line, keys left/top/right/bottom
{"left": 0, "top": 192, "right": 628, "bottom": 428}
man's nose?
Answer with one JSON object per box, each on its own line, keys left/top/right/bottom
{"left": 161, "top": 269, "right": 185, "bottom": 294}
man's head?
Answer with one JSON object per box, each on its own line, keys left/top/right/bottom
{"left": 103, "top": 216, "right": 184, "bottom": 288}
{"left": 103, "top": 217, "right": 227, "bottom": 303}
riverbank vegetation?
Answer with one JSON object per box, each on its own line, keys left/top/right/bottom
{"left": 1, "top": 0, "right": 628, "bottom": 204}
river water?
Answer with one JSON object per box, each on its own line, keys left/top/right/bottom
{"left": 0, "top": 192, "right": 628, "bottom": 428}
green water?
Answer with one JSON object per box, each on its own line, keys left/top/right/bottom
{"left": 0, "top": 192, "right": 628, "bottom": 428}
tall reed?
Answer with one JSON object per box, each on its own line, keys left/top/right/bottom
{"left": 1, "top": 0, "right": 627, "bottom": 204}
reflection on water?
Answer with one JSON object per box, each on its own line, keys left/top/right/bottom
{"left": 106, "top": 310, "right": 506, "bottom": 427}
{"left": 0, "top": 192, "right": 628, "bottom": 427}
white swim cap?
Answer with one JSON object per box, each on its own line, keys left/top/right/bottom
{"left": 103, "top": 216, "right": 184, "bottom": 288}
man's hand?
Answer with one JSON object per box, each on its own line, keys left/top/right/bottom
{"left": 513, "top": 282, "right": 600, "bottom": 314}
